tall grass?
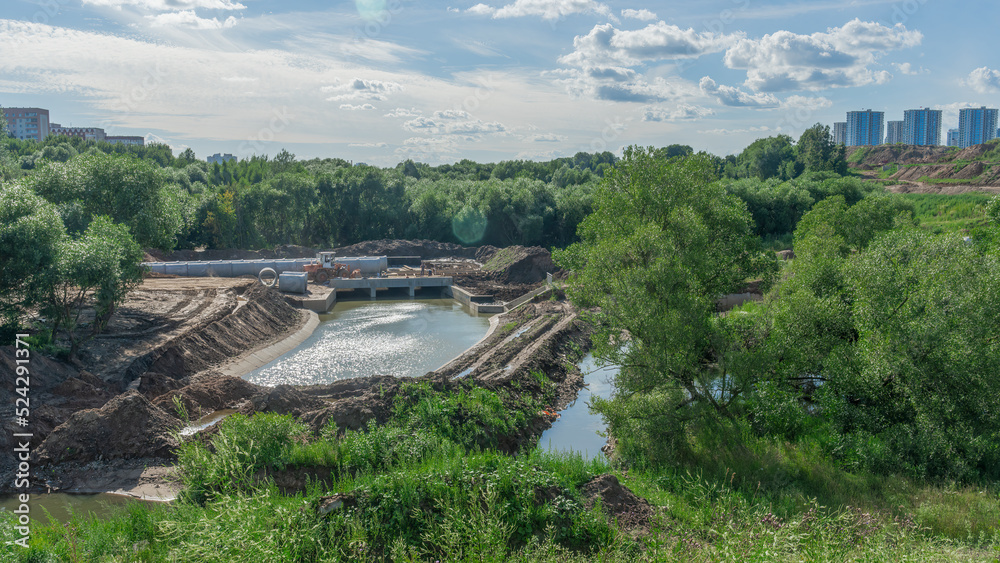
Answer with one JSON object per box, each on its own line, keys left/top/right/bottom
{"left": 899, "top": 192, "right": 992, "bottom": 233}
{"left": 10, "top": 380, "right": 1000, "bottom": 562}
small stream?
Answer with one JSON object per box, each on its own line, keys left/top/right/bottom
{"left": 244, "top": 298, "right": 492, "bottom": 386}
{"left": 538, "top": 353, "right": 617, "bottom": 461}
{"left": 180, "top": 409, "right": 238, "bottom": 436}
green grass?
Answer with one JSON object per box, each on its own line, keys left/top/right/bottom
{"left": 6, "top": 379, "right": 999, "bottom": 562}
{"left": 847, "top": 147, "right": 870, "bottom": 164}
{"left": 899, "top": 192, "right": 993, "bottom": 233}
{"left": 482, "top": 247, "right": 522, "bottom": 272}
{"left": 916, "top": 175, "right": 982, "bottom": 184}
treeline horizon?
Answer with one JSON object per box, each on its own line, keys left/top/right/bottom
{"left": 1, "top": 121, "right": 856, "bottom": 253}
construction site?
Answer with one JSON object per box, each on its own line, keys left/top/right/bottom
{"left": 0, "top": 240, "right": 589, "bottom": 502}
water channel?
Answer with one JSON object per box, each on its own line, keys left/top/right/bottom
{"left": 538, "top": 353, "right": 617, "bottom": 461}
{"left": 244, "top": 298, "right": 492, "bottom": 386}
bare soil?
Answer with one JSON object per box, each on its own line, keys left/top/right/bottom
{"left": 3, "top": 244, "right": 587, "bottom": 498}
{"left": 581, "top": 474, "right": 654, "bottom": 532}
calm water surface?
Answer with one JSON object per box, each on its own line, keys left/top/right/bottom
{"left": 0, "top": 493, "right": 160, "bottom": 524}
{"left": 538, "top": 353, "right": 617, "bottom": 461}
{"left": 244, "top": 298, "right": 492, "bottom": 386}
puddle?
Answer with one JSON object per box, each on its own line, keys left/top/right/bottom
{"left": 537, "top": 353, "right": 617, "bottom": 461}
{"left": 179, "top": 409, "right": 237, "bottom": 436}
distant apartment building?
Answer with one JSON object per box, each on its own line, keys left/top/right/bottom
{"left": 902, "top": 108, "right": 942, "bottom": 146}
{"left": 957, "top": 106, "right": 999, "bottom": 148}
{"left": 846, "top": 110, "right": 884, "bottom": 146}
{"left": 947, "top": 129, "right": 960, "bottom": 147}
{"left": 833, "top": 122, "right": 847, "bottom": 145}
{"left": 3, "top": 107, "right": 50, "bottom": 141}
{"left": 885, "top": 121, "right": 904, "bottom": 144}
{"left": 49, "top": 123, "right": 106, "bottom": 142}
{"left": 106, "top": 136, "right": 145, "bottom": 146}
{"left": 207, "top": 153, "right": 237, "bottom": 164}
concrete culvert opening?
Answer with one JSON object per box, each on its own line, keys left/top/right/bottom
{"left": 258, "top": 267, "right": 278, "bottom": 287}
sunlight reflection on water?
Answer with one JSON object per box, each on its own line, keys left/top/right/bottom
{"left": 244, "top": 299, "right": 491, "bottom": 386}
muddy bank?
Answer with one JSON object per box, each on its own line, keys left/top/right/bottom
{"left": 0, "top": 280, "right": 310, "bottom": 494}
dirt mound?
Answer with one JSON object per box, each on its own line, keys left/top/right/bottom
{"left": 35, "top": 391, "right": 179, "bottom": 465}
{"left": 146, "top": 245, "right": 318, "bottom": 262}
{"left": 853, "top": 145, "right": 951, "bottom": 167}
{"left": 328, "top": 239, "right": 481, "bottom": 259}
{"left": 481, "top": 246, "right": 559, "bottom": 285}
{"left": 116, "top": 284, "right": 303, "bottom": 389}
{"left": 152, "top": 374, "right": 263, "bottom": 419}
{"left": 251, "top": 385, "right": 330, "bottom": 418}
{"left": 580, "top": 474, "right": 654, "bottom": 531}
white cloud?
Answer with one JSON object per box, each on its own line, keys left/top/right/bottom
{"left": 699, "top": 126, "right": 776, "bottom": 135}
{"left": 559, "top": 22, "right": 736, "bottom": 68}
{"left": 383, "top": 107, "right": 423, "bottom": 118}
{"left": 621, "top": 8, "right": 656, "bottom": 21}
{"left": 642, "top": 104, "right": 714, "bottom": 122}
{"left": 82, "top": 0, "right": 245, "bottom": 10}
{"left": 966, "top": 67, "right": 1000, "bottom": 94}
{"left": 322, "top": 78, "right": 403, "bottom": 102}
{"left": 467, "top": 3, "right": 497, "bottom": 16}
{"left": 349, "top": 142, "right": 388, "bottom": 148}
{"left": 146, "top": 11, "right": 238, "bottom": 29}
{"left": 893, "top": 62, "right": 926, "bottom": 75}
{"left": 723, "top": 19, "right": 921, "bottom": 91}
{"left": 468, "top": 0, "right": 611, "bottom": 20}
{"left": 699, "top": 76, "right": 779, "bottom": 108}
{"left": 780, "top": 95, "right": 833, "bottom": 110}
{"left": 524, "top": 133, "right": 568, "bottom": 142}
{"left": 339, "top": 103, "right": 376, "bottom": 111}
{"left": 403, "top": 109, "right": 507, "bottom": 136}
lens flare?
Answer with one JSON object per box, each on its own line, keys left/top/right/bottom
{"left": 355, "top": 0, "right": 388, "bottom": 21}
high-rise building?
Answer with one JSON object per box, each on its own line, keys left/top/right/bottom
{"left": 886, "top": 121, "right": 904, "bottom": 144}
{"left": 105, "top": 136, "right": 145, "bottom": 146}
{"left": 846, "top": 110, "right": 884, "bottom": 146}
{"left": 3, "top": 107, "right": 50, "bottom": 141}
{"left": 208, "top": 153, "right": 237, "bottom": 164}
{"left": 902, "top": 108, "right": 942, "bottom": 146}
{"left": 947, "top": 129, "right": 960, "bottom": 147}
{"left": 957, "top": 106, "right": 999, "bottom": 148}
{"left": 833, "top": 122, "right": 847, "bottom": 145}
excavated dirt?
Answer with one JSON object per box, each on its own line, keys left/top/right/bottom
{"left": 851, "top": 142, "right": 1000, "bottom": 189}
{"left": 581, "top": 474, "right": 654, "bottom": 532}
{"left": 0, "top": 279, "right": 309, "bottom": 494}
{"left": 35, "top": 392, "right": 180, "bottom": 465}
{"left": 6, "top": 243, "right": 589, "bottom": 499}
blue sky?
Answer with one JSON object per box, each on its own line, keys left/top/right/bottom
{"left": 1, "top": 0, "right": 998, "bottom": 164}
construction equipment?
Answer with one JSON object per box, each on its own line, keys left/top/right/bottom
{"left": 303, "top": 252, "right": 373, "bottom": 283}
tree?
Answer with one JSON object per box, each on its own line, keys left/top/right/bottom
{"left": 177, "top": 147, "right": 197, "bottom": 165}
{"left": 555, "top": 147, "right": 778, "bottom": 464}
{"left": 796, "top": 124, "right": 847, "bottom": 175}
{"left": 26, "top": 152, "right": 182, "bottom": 249}
{"left": 735, "top": 135, "right": 797, "bottom": 180}
{"left": 43, "top": 216, "right": 144, "bottom": 358}
{"left": 0, "top": 184, "right": 65, "bottom": 338}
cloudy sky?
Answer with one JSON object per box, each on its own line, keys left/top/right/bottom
{"left": 1, "top": 0, "right": 998, "bottom": 164}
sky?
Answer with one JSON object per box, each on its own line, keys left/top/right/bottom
{"left": 1, "top": 0, "right": 998, "bottom": 165}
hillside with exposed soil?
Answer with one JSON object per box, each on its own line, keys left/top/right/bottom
{"left": 849, "top": 140, "right": 1000, "bottom": 193}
